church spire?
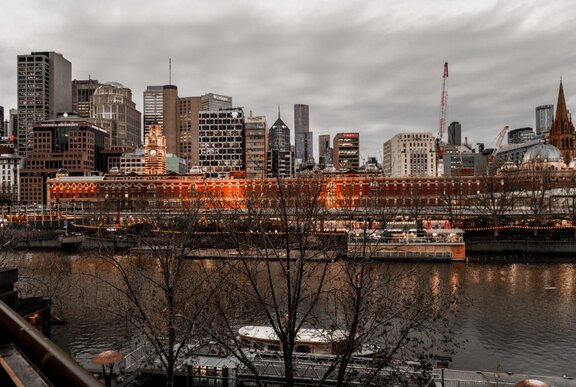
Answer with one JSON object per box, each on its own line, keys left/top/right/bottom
{"left": 555, "top": 80, "right": 569, "bottom": 124}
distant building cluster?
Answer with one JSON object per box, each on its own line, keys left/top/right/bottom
{"left": 1, "top": 51, "right": 576, "bottom": 205}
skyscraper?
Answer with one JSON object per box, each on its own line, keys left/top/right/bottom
{"left": 267, "top": 110, "right": 293, "bottom": 178}
{"left": 178, "top": 96, "right": 201, "bottom": 167}
{"left": 549, "top": 81, "right": 576, "bottom": 162}
{"left": 0, "top": 106, "right": 4, "bottom": 136}
{"left": 447, "top": 122, "right": 461, "bottom": 146}
{"left": 72, "top": 79, "right": 100, "bottom": 117}
{"left": 17, "top": 51, "right": 72, "bottom": 156}
{"left": 318, "top": 134, "right": 332, "bottom": 168}
{"left": 198, "top": 108, "right": 244, "bottom": 178}
{"left": 91, "top": 82, "right": 142, "bottom": 149}
{"left": 294, "top": 104, "right": 313, "bottom": 162}
{"left": 535, "top": 104, "right": 554, "bottom": 138}
{"left": 143, "top": 85, "right": 178, "bottom": 152}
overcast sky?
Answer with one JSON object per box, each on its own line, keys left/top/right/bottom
{"left": 2, "top": 0, "right": 576, "bottom": 161}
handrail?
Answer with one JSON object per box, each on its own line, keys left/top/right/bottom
{"left": 0, "top": 299, "right": 101, "bottom": 387}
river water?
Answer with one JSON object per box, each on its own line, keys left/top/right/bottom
{"left": 10, "top": 251, "right": 576, "bottom": 377}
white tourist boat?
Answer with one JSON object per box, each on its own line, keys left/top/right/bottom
{"left": 347, "top": 220, "right": 466, "bottom": 261}
{"left": 238, "top": 325, "right": 377, "bottom": 357}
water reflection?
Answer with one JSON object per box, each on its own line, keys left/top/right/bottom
{"left": 6, "top": 252, "right": 576, "bottom": 375}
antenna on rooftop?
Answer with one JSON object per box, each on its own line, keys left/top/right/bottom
{"left": 169, "top": 58, "right": 172, "bottom": 85}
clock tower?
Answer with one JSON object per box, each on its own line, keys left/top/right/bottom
{"left": 144, "top": 123, "right": 167, "bottom": 175}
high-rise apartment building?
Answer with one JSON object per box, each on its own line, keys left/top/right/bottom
{"left": 72, "top": 79, "right": 100, "bottom": 117}
{"left": 17, "top": 51, "right": 72, "bottom": 156}
{"left": 91, "top": 82, "right": 142, "bottom": 149}
{"left": 8, "top": 110, "right": 18, "bottom": 137}
{"left": 178, "top": 96, "right": 201, "bottom": 168}
{"left": 383, "top": 132, "right": 437, "bottom": 177}
{"left": 143, "top": 85, "right": 178, "bottom": 154}
{"left": 198, "top": 108, "right": 244, "bottom": 178}
{"left": 294, "top": 104, "right": 313, "bottom": 162}
{"left": 536, "top": 104, "right": 554, "bottom": 138}
{"left": 318, "top": 134, "right": 332, "bottom": 168}
{"left": 447, "top": 122, "right": 461, "bottom": 146}
{"left": 244, "top": 115, "right": 268, "bottom": 179}
{"left": 333, "top": 133, "right": 360, "bottom": 170}
{"left": 201, "top": 93, "right": 232, "bottom": 111}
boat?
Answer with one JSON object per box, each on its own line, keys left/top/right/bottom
{"left": 238, "top": 325, "right": 376, "bottom": 357}
{"left": 58, "top": 231, "right": 85, "bottom": 251}
{"left": 347, "top": 220, "right": 466, "bottom": 261}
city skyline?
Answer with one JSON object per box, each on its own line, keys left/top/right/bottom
{"left": 2, "top": 1, "right": 576, "bottom": 160}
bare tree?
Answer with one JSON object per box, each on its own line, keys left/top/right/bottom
{"left": 472, "top": 173, "right": 516, "bottom": 237}
{"left": 87, "top": 188, "right": 225, "bottom": 387}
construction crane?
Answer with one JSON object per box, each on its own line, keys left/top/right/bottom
{"left": 438, "top": 62, "right": 449, "bottom": 142}
{"left": 494, "top": 125, "right": 509, "bottom": 149}
{"left": 436, "top": 62, "right": 449, "bottom": 161}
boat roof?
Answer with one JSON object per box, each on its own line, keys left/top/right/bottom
{"left": 423, "top": 229, "right": 464, "bottom": 234}
{"left": 238, "top": 326, "right": 347, "bottom": 344}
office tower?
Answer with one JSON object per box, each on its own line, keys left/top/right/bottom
{"left": 333, "top": 132, "right": 360, "bottom": 170}
{"left": 507, "top": 127, "right": 535, "bottom": 144}
{"left": 318, "top": 134, "right": 332, "bottom": 167}
{"left": 91, "top": 82, "right": 142, "bottom": 148}
{"left": 17, "top": 51, "right": 72, "bottom": 156}
{"left": 244, "top": 115, "right": 268, "bottom": 179}
{"left": 198, "top": 108, "right": 244, "bottom": 178}
{"left": 549, "top": 81, "right": 576, "bottom": 162}
{"left": 267, "top": 111, "right": 294, "bottom": 178}
{"left": 383, "top": 132, "right": 437, "bottom": 177}
{"left": 201, "top": 93, "right": 232, "bottom": 111}
{"left": 536, "top": 104, "right": 554, "bottom": 137}
{"left": 20, "top": 114, "right": 110, "bottom": 204}
{"left": 294, "top": 104, "right": 313, "bottom": 162}
{"left": 178, "top": 96, "right": 201, "bottom": 167}
{"left": 447, "top": 121, "right": 461, "bottom": 145}
{"left": 72, "top": 79, "right": 100, "bottom": 117}
{"left": 143, "top": 85, "right": 178, "bottom": 150}
{"left": 0, "top": 106, "right": 4, "bottom": 136}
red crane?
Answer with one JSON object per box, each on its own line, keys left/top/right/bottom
{"left": 438, "top": 62, "right": 449, "bottom": 142}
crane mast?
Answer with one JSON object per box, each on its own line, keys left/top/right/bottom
{"left": 438, "top": 62, "right": 449, "bottom": 141}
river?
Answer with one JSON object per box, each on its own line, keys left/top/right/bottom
{"left": 9, "top": 251, "right": 576, "bottom": 377}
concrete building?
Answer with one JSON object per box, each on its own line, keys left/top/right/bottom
{"left": 383, "top": 132, "right": 437, "bottom": 177}
{"left": 493, "top": 138, "right": 542, "bottom": 168}
{"left": 19, "top": 115, "right": 110, "bottom": 204}
{"left": 17, "top": 51, "right": 72, "bottom": 156}
{"left": 90, "top": 82, "right": 141, "bottom": 149}
{"left": 201, "top": 93, "right": 232, "bottom": 111}
{"left": 178, "top": 96, "right": 201, "bottom": 168}
{"left": 198, "top": 108, "right": 244, "bottom": 178}
{"left": 244, "top": 115, "right": 268, "bottom": 179}
{"left": 143, "top": 85, "right": 178, "bottom": 155}
{"left": 333, "top": 132, "right": 360, "bottom": 171}
{"left": 508, "top": 127, "right": 535, "bottom": 144}
{"left": 318, "top": 134, "right": 332, "bottom": 168}
{"left": 294, "top": 104, "right": 313, "bottom": 163}
{"left": 536, "top": 104, "right": 554, "bottom": 138}
{"left": 118, "top": 151, "right": 145, "bottom": 174}
{"left": 72, "top": 79, "right": 100, "bottom": 117}
{"left": 447, "top": 122, "right": 461, "bottom": 146}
